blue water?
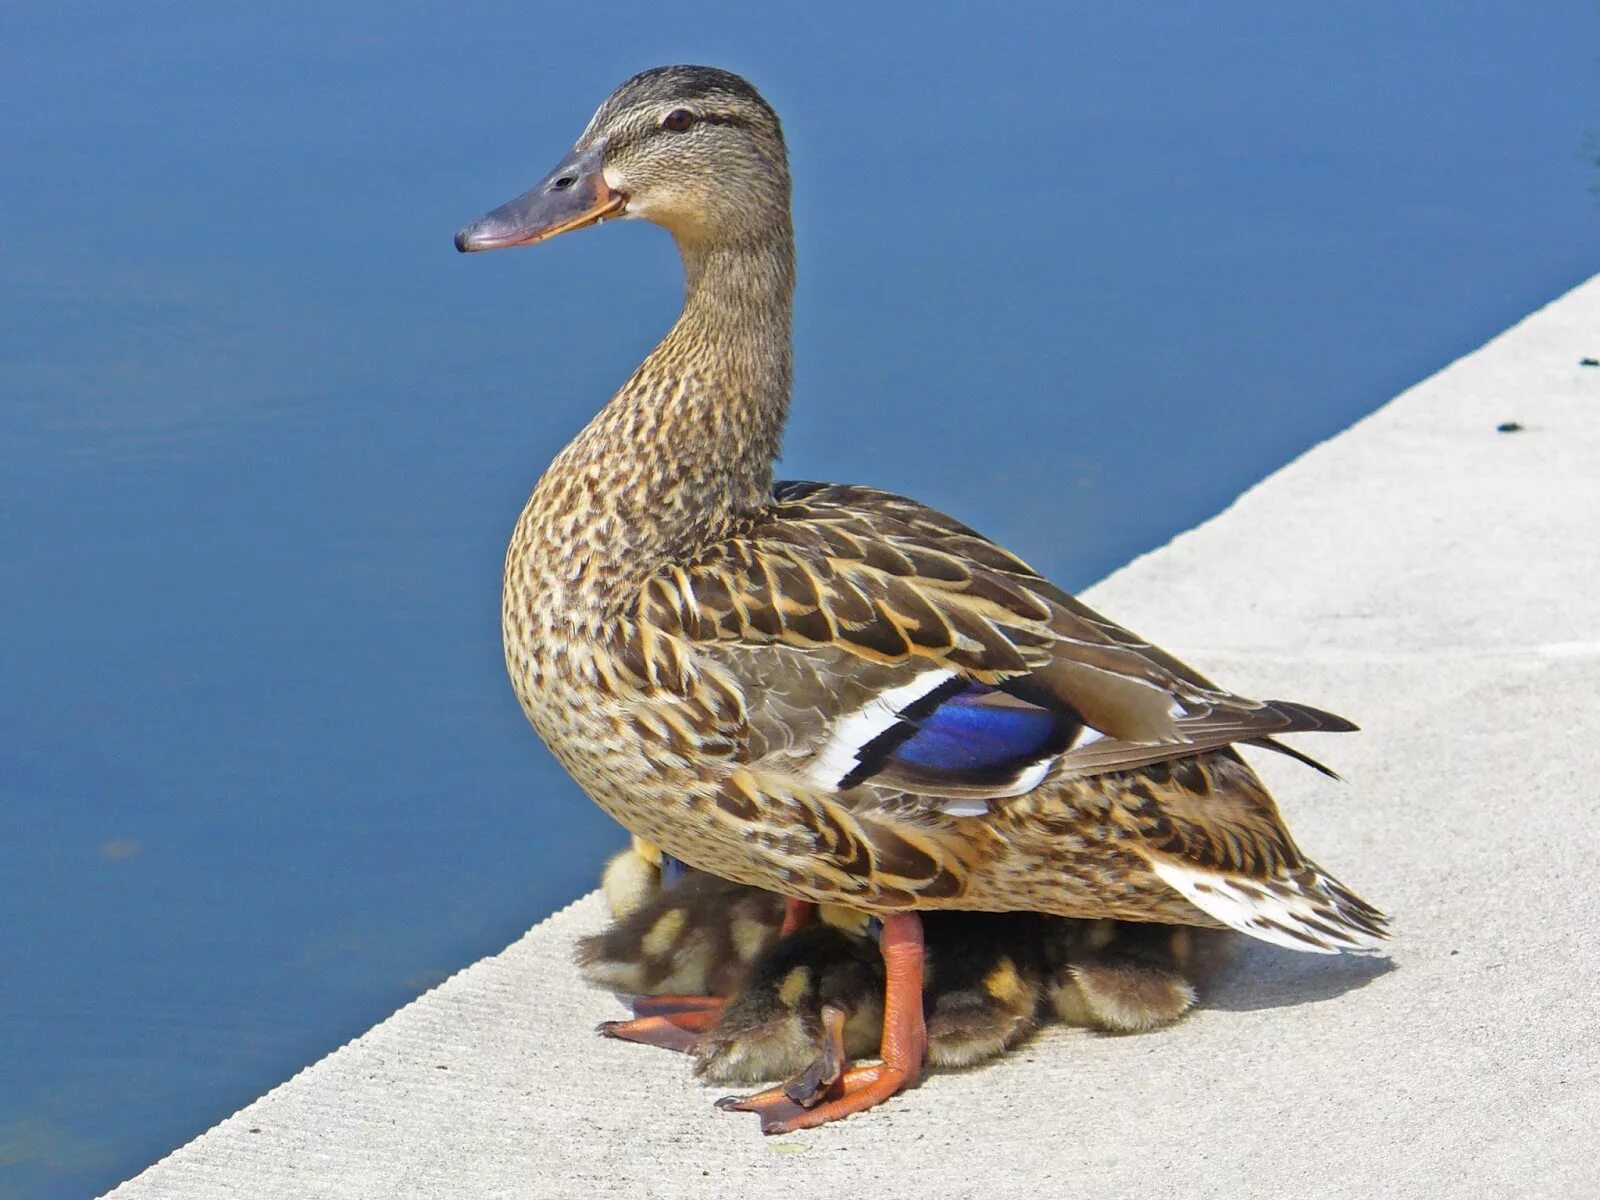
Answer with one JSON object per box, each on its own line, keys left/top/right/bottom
{"left": 2, "top": 3, "right": 1596, "bottom": 1196}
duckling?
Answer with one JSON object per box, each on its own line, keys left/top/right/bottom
{"left": 694, "top": 918, "right": 884, "bottom": 1092}
{"left": 458, "top": 65, "right": 1386, "bottom": 1131}
{"left": 1046, "top": 920, "right": 1233, "bottom": 1033}
{"left": 920, "top": 912, "right": 1051, "bottom": 1068}
{"left": 580, "top": 848, "right": 782, "bottom": 998}
{"left": 585, "top": 843, "right": 873, "bottom": 1068}
{"left": 599, "top": 835, "right": 665, "bottom": 921}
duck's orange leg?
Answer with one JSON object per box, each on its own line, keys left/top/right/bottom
{"left": 716, "top": 912, "right": 926, "bottom": 1134}
{"left": 776, "top": 1002, "right": 850, "bottom": 1108}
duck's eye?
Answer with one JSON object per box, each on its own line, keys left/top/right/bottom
{"left": 661, "top": 109, "right": 696, "bottom": 133}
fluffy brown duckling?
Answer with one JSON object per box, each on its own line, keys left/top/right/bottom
{"left": 584, "top": 837, "right": 784, "bottom": 999}
{"left": 1046, "top": 918, "right": 1231, "bottom": 1033}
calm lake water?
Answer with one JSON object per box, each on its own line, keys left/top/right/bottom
{"left": 3, "top": 3, "right": 1597, "bottom": 1196}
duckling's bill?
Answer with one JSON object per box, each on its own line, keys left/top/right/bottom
{"left": 455, "top": 141, "right": 625, "bottom": 252}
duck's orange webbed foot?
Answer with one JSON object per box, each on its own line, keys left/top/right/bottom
{"left": 716, "top": 912, "right": 927, "bottom": 1134}
{"left": 599, "top": 993, "right": 726, "bottom": 1053}
{"left": 717, "top": 1060, "right": 913, "bottom": 1134}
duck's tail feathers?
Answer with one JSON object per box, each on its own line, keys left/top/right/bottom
{"left": 1150, "top": 857, "right": 1389, "bottom": 954}
{"left": 1246, "top": 735, "right": 1344, "bottom": 780}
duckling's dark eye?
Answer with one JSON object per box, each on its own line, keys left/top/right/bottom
{"left": 661, "top": 109, "right": 696, "bottom": 133}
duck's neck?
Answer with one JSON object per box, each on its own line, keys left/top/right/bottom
{"left": 523, "top": 221, "right": 795, "bottom": 606}
{"left": 667, "top": 229, "right": 796, "bottom": 511}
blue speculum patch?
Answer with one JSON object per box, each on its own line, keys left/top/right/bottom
{"left": 890, "top": 686, "right": 1065, "bottom": 773}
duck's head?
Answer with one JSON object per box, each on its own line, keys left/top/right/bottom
{"left": 455, "top": 65, "right": 789, "bottom": 255}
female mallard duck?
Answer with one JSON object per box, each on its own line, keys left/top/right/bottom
{"left": 580, "top": 843, "right": 1230, "bottom": 1125}
{"left": 456, "top": 65, "right": 1387, "bottom": 1132}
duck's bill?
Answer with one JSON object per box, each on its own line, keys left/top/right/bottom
{"left": 454, "top": 142, "right": 625, "bottom": 252}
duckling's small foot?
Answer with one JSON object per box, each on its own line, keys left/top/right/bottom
{"left": 598, "top": 993, "right": 725, "bottom": 1053}
{"left": 780, "top": 1003, "right": 849, "bottom": 1108}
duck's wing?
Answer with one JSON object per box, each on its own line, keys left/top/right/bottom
{"left": 635, "top": 482, "right": 1351, "bottom": 803}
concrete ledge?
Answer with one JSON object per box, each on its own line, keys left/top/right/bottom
{"left": 105, "top": 276, "right": 1600, "bottom": 1199}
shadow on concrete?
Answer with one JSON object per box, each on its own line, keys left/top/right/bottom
{"left": 1205, "top": 941, "right": 1398, "bottom": 1013}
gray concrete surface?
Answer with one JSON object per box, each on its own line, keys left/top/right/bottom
{"left": 105, "top": 275, "right": 1600, "bottom": 1199}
